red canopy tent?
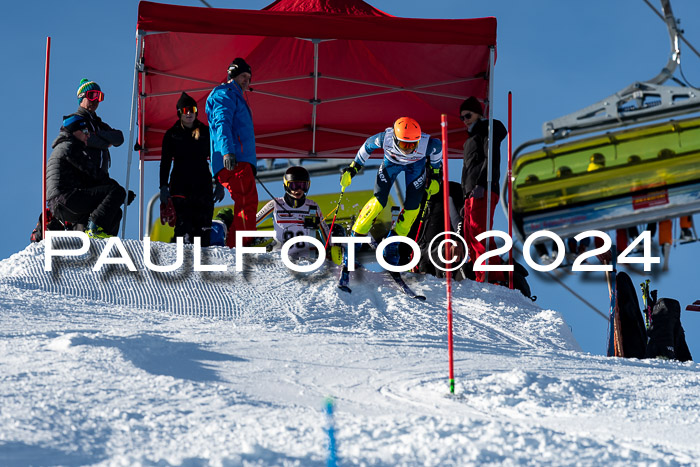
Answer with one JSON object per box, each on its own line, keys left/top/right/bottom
{"left": 127, "top": 0, "right": 498, "bottom": 235}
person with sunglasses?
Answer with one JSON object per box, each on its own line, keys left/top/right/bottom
{"left": 338, "top": 117, "right": 443, "bottom": 271}
{"left": 159, "top": 92, "right": 214, "bottom": 246}
{"left": 206, "top": 57, "right": 258, "bottom": 248}
{"left": 456, "top": 96, "right": 508, "bottom": 283}
{"left": 255, "top": 166, "right": 331, "bottom": 259}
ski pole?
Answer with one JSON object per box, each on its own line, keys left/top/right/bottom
{"left": 413, "top": 193, "right": 431, "bottom": 244}
{"left": 255, "top": 174, "right": 292, "bottom": 214}
{"left": 324, "top": 189, "right": 345, "bottom": 250}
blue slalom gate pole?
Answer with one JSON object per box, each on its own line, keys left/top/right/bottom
{"left": 325, "top": 397, "right": 337, "bottom": 467}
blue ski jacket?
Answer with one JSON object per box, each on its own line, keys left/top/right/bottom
{"left": 206, "top": 80, "right": 256, "bottom": 176}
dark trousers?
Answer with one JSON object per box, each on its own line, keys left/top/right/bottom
{"left": 171, "top": 192, "right": 214, "bottom": 247}
{"left": 52, "top": 181, "right": 126, "bottom": 235}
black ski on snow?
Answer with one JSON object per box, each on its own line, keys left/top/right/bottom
{"left": 388, "top": 271, "right": 426, "bottom": 301}
{"left": 367, "top": 234, "right": 426, "bottom": 301}
{"left": 336, "top": 244, "right": 426, "bottom": 300}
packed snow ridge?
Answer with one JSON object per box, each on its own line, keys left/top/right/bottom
{"left": 1, "top": 239, "right": 699, "bottom": 465}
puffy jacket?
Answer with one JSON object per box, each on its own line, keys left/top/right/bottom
{"left": 69, "top": 107, "right": 124, "bottom": 178}
{"left": 206, "top": 80, "right": 256, "bottom": 176}
{"left": 460, "top": 118, "right": 507, "bottom": 196}
{"left": 160, "top": 119, "right": 212, "bottom": 196}
{"left": 46, "top": 129, "right": 106, "bottom": 201}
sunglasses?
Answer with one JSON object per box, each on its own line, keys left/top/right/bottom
{"left": 459, "top": 112, "right": 472, "bottom": 122}
{"left": 85, "top": 90, "right": 104, "bottom": 102}
{"left": 180, "top": 106, "right": 197, "bottom": 115}
{"left": 286, "top": 180, "right": 310, "bottom": 192}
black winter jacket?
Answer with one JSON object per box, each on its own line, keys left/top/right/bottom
{"left": 69, "top": 107, "right": 124, "bottom": 178}
{"left": 46, "top": 130, "right": 107, "bottom": 201}
{"left": 159, "top": 119, "right": 212, "bottom": 196}
{"left": 460, "top": 117, "right": 507, "bottom": 197}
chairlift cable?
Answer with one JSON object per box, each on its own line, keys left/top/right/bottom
{"left": 513, "top": 245, "right": 608, "bottom": 321}
{"left": 642, "top": 0, "right": 700, "bottom": 62}
{"left": 198, "top": 0, "right": 213, "bottom": 7}
{"left": 679, "top": 61, "right": 700, "bottom": 90}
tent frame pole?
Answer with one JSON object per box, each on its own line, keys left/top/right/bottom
{"left": 484, "top": 46, "right": 496, "bottom": 283}
{"left": 122, "top": 31, "right": 144, "bottom": 239}
{"left": 42, "top": 37, "right": 51, "bottom": 238}
{"left": 507, "top": 91, "right": 513, "bottom": 289}
{"left": 311, "top": 39, "right": 320, "bottom": 155}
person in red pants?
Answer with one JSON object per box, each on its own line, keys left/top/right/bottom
{"left": 458, "top": 96, "right": 508, "bottom": 283}
{"left": 206, "top": 57, "right": 258, "bottom": 248}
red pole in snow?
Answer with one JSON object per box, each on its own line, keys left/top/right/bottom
{"left": 441, "top": 114, "right": 455, "bottom": 394}
{"left": 42, "top": 37, "right": 51, "bottom": 238}
{"left": 507, "top": 92, "right": 514, "bottom": 289}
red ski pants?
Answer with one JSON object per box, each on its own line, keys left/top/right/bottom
{"left": 217, "top": 162, "right": 259, "bottom": 248}
{"left": 463, "top": 193, "right": 505, "bottom": 283}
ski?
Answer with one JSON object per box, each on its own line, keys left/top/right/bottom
{"left": 366, "top": 233, "right": 426, "bottom": 301}
{"left": 686, "top": 300, "right": 700, "bottom": 312}
{"left": 388, "top": 271, "right": 426, "bottom": 301}
{"left": 605, "top": 245, "right": 622, "bottom": 357}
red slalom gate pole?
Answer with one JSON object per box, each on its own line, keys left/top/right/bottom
{"left": 441, "top": 114, "right": 455, "bottom": 394}
{"left": 507, "top": 92, "right": 514, "bottom": 289}
{"left": 42, "top": 37, "right": 51, "bottom": 237}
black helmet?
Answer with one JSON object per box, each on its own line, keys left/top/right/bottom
{"left": 283, "top": 166, "right": 310, "bottom": 195}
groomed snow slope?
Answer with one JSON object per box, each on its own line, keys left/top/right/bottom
{"left": 1, "top": 240, "right": 699, "bottom": 466}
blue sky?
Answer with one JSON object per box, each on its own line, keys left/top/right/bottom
{"left": 2, "top": 0, "right": 700, "bottom": 356}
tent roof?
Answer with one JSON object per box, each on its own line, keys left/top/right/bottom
{"left": 263, "top": 0, "right": 390, "bottom": 16}
{"left": 135, "top": 0, "right": 497, "bottom": 161}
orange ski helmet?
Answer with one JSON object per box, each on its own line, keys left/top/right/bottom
{"left": 392, "top": 117, "right": 421, "bottom": 154}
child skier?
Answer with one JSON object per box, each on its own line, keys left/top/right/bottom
{"left": 256, "top": 166, "right": 331, "bottom": 259}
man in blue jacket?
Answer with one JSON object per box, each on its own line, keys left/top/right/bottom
{"left": 206, "top": 57, "right": 257, "bottom": 248}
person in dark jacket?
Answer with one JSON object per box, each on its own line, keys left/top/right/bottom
{"left": 206, "top": 57, "right": 258, "bottom": 248}
{"left": 71, "top": 79, "right": 125, "bottom": 181}
{"left": 46, "top": 114, "right": 127, "bottom": 238}
{"left": 159, "top": 92, "right": 214, "bottom": 246}
{"left": 458, "top": 96, "right": 508, "bottom": 283}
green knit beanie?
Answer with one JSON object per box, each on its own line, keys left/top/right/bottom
{"left": 77, "top": 78, "right": 101, "bottom": 102}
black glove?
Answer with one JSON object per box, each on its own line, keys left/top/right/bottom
{"left": 426, "top": 166, "right": 442, "bottom": 197}
{"left": 127, "top": 190, "right": 136, "bottom": 206}
{"left": 470, "top": 185, "right": 485, "bottom": 200}
{"left": 213, "top": 179, "right": 226, "bottom": 203}
{"left": 159, "top": 186, "right": 170, "bottom": 203}
{"left": 223, "top": 154, "right": 237, "bottom": 171}
{"left": 340, "top": 162, "right": 361, "bottom": 189}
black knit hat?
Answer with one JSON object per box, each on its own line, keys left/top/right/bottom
{"left": 459, "top": 96, "right": 483, "bottom": 116}
{"left": 176, "top": 92, "right": 197, "bottom": 112}
{"left": 227, "top": 58, "right": 252, "bottom": 80}
{"left": 62, "top": 114, "right": 87, "bottom": 133}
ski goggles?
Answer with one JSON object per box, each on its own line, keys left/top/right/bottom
{"left": 179, "top": 106, "right": 197, "bottom": 115}
{"left": 285, "top": 180, "right": 310, "bottom": 192}
{"left": 395, "top": 138, "right": 419, "bottom": 153}
{"left": 84, "top": 90, "right": 105, "bottom": 102}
